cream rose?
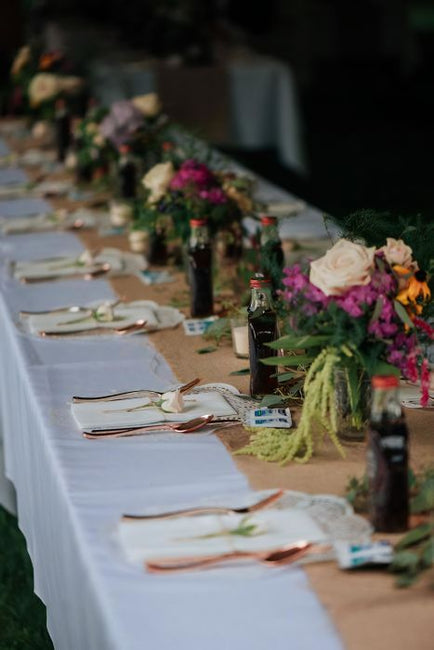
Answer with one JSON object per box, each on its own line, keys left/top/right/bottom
{"left": 142, "top": 161, "right": 175, "bottom": 203}
{"left": 381, "top": 238, "right": 413, "bottom": 269}
{"left": 28, "top": 73, "right": 60, "bottom": 106}
{"left": 93, "top": 132, "right": 105, "bottom": 147}
{"left": 160, "top": 390, "right": 184, "bottom": 413}
{"left": 11, "top": 45, "right": 31, "bottom": 76}
{"left": 309, "top": 239, "right": 375, "bottom": 296}
{"left": 132, "top": 93, "right": 162, "bottom": 117}
{"left": 64, "top": 151, "right": 78, "bottom": 170}
{"left": 31, "top": 120, "right": 52, "bottom": 140}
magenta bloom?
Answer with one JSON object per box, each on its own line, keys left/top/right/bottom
{"left": 100, "top": 100, "right": 144, "bottom": 147}
{"left": 170, "top": 159, "right": 215, "bottom": 190}
{"left": 199, "top": 188, "right": 228, "bottom": 204}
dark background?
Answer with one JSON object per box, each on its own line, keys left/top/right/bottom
{"left": 2, "top": 0, "right": 434, "bottom": 219}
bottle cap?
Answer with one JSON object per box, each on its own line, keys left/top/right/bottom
{"left": 260, "top": 215, "right": 277, "bottom": 226}
{"left": 250, "top": 273, "right": 271, "bottom": 288}
{"left": 190, "top": 218, "right": 207, "bottom": 227}
{"left": 371, "top": 375, "right": 399, "bottom": 389}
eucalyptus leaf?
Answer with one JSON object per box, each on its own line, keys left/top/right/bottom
{"left": 261, "top": 354, "right": 314, "bottom": 367}
{"left": 229, "top": 368, "right": 250, "bottom": 375}
{"left": 258, "top": 394, "right": 287, "bottom": 408}
{"left": 267, "top": 334, "right": 329, "bottom": 350}
{"left": 395, "top": 523, "right": 432, "bottom": 550}
{"left": 390, "top": 550, "right": 420, "bottom": 570}
{"left": 196, "top": 346, "right": 217, "bottom": 354}
{"left": 394, "top": 300, "right": 415, "bottom": 329}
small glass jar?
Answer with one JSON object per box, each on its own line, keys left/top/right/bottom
{"left": 109, "top": 199, "right": 134, "bottom": 228}
{"left": 230, "top": 315, "right": 249, "bottom": 359}
{"left": 334, "top": 367, "right": 371, "bottom": 442}
{"left": 128, "top": 229, "right": 150, "bottom": 254}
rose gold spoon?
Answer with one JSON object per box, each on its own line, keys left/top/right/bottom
{"left": 82, "top": 414, "right": 214, "bottom": 439}
{"left": 146, "top": 541, "right": 312, "bottom": 573}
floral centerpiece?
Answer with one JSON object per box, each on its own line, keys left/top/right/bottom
{"left": 10, "top": 45, "right": 84, "bottom": 120}
{"left": 69, "top": 106, "right": 115, "bottom": 182}
{"left": 238, "top": 237, "right": 432, "bottom": 464}
{"left": 99, "top": 94, "right": 168, "bottom": 164}
{"left": 139, "top": 158, "right": 253, "bottom": 244}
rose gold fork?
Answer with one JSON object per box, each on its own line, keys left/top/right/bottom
{"left": 122, "top": 489, "right": 284, "bottom": 521}
{"left": 146, "top": 541, "right": 312, "bottom": 573}
{"left": 39, "top": 319, "right": 147, "bottom": 338}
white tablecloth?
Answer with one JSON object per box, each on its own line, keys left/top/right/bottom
{"left": 0, "top": 138, "right": 342, "bottom": 650}
{"left": 89, "top": 56, "right": 306, "bottom": 173}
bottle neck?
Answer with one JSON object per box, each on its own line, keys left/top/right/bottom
{"left": 189, "top": 225, "right": 210, "bottom": 247}
{"left": 261, "top": 224, "right": 280, "bottom": 245}
{"left": 249, "top": 286, "right": 274, "bottom": 312}
{"left": 370, "top": 387, "right": 402, "bottom": 422}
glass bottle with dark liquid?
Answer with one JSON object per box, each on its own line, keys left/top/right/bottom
{"left": 248, "top": 275, "right": 278, "bottom": 398}
{"left": 188, "top": 219, "right": 213, "bottom": 317}
{"left": 117, "top": 144, "right": 137, "bottom": 199}
{"left": 55, "top": 98, "right": 71, "bottom": 163}
{"left": 367, "top": 375, "right": 409, "bottom": 532}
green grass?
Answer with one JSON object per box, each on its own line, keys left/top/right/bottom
{"left": 0, "top": 506, "right": 53, "bottom": 650}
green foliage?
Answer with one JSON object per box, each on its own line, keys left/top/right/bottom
{"left": 196, "top": 346, "right": 217, "bottom": 354}
{"left": 0, "top": 507, "right": 53, "bottom": 649}
{"left": 345, "top": 467, "right": 434, "bottom": 588}
{"left": 202, "top": 317, "right": 231, "bottom": 345}
{"left": 229, "top": 368, "right": 250, "bottom": 376}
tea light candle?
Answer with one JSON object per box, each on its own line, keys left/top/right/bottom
{"left": 231, "top": 322, "right": 249, "bottom": 359}
{"left": 110, "top": 201, "right": 133, "bottom": 227}
{"left": 128, "top": 230, "right": 149, "bottom": 254}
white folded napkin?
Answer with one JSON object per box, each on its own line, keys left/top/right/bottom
{"left": 13, "top": 248, "right": 127, "bottom": 281}
{"left": 1, "top": 208, "right": 97, "bottom": 235}
{"left": 22, "top": 299, "right": 184, "bottom": 335}
{"left": 71, "top": 390, "right": 237, "bottom": 431}
{"left": 117, "top": 507, "right": 327, "bottom": 565}
{"left": 0, "top": 168, "right": 28, "bottom": 186}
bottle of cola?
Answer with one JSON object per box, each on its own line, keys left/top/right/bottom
{"left": 367, "top": 375, "right": 409, "bottom": 533}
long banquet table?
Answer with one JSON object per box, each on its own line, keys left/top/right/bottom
{"left": 0, "top": 128, "right": 433, "bottom": 650}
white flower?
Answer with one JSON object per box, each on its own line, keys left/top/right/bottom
{"left": 132, "top": 93, "right": 162, "bottom": 117}
{"left": 78, "top": 250, "right": 95, "bottom": 266}
{"left": 93, "top": 132, "right": 105, "bottom": 148}
{"left": 309, "top": 238, "right": 375, "bottom": 296}
{"left": 86, "top": 122, "right": 98, "bottom": 135}
{"left": 64, "top": 151, "right": 78, "bottom": 170}
{"left": 31, "top": 120, "right": 51, "bottom": 139}
{"left": 95, "top": 301, "right": 115, "bottom": 322}
{"left": 381, "top": 238, "right": 414, "bottom": 269}
{"left": 160, "top": 389, "right": 184, "bottom": 413}
{"left": 110, "top": 201, "right": 133, "bottom": 227}
{"left": 11, "top": 45, "right": 31, "bottom": 76}
{"left": 28, "top": 73, "right": 60, "bottom": 106}
{"left": 142, "top": 161, "right": 175, "bottom": 204}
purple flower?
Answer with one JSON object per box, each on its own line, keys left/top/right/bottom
{"left": 100, "top": 100, "right": 144, "bottom": 147}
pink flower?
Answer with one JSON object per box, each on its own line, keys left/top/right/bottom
{"left": 421, "top": 358, "right": 430, "bottom": 407}
{"left": 199, "top": 188, "right": 228, "bottom": 204}
{"left": 169, "top": 159, "right": 215, "bottom": 190}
